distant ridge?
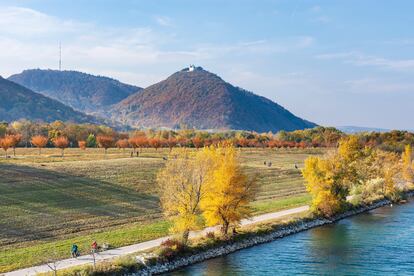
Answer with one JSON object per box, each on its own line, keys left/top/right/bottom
{"left": 0, "top": 76, "right": 100, "bottom": 123}
{"left": 336, "top": 126, "right": 391, "bottom": 134}
{"left": 8, "top": 69, "right": 142, "bottom": 115}
{"left": 111, "top": 66, "right": 316, "bottom": 132}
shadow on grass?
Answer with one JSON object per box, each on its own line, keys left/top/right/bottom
{"left": 0, "top": 163, "right": 161, "bottom": 246}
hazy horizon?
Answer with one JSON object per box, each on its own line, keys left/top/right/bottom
{"left": 1, "top": 0, "right": 413, "bottom": 130}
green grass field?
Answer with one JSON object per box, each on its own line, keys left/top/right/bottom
{"left": 0, "top": 147, "right": 323, "bottom": 272}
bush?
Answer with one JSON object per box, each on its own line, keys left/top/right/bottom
{"left": 205, "top": 231, "right": 215, "bottom": 239}
{"left": 160, "top": 238, "right": 187, "bottom": 251}
{"left": 157, "top": 239, "right": 188, "bottom": 261}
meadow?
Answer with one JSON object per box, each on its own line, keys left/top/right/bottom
{"left": 0, "top": 147, "right": 323, "bottom": 272}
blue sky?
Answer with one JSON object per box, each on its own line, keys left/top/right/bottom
{"left": 0, "top": 0, "right": 413, "bottom": 129}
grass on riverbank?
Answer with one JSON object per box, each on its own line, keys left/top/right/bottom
{"left": 0, "top": 195, "right": 310, "bottom": 273}
{"left": 0, "top": 147, "right": 320, "bottom": 272}
{"left": 39, "top": 210, "right": 311, "bottom": 276}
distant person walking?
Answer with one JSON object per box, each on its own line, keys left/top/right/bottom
{"left": 71, "top": 244, "right": 79, "bottom": 258}
{"left": 91, "top": 240, "right": 98, "bottom": 253}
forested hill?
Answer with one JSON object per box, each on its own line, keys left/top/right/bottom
{"left": 111, "top": 66, "right": 316, "bottom": 132}
{"left": 8, "top": 69, "right": 142, "bottom": 115}
{"left": 0, "top": 76, "right": 100, "bottom": 124}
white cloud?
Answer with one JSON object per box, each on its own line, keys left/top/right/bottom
{"left": 0, "top": 6, "right": 315, "bottom": 88}
{"left": 154, "top": 15, "right": 173, "bottom": 27}
{"left": 0, "top": 6, "right": 192, "bottom": 84}
{"left": 316, "top": 51, "right": 414, "bottom": 71}
{"left": 0, "top": 7, "right": 86, "bottom": 38}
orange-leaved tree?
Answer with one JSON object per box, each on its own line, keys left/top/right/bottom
{"left": 149, "top": 137, "right": 161, "bottom": 151}
{"left": 116, "top": 139, "right": 129, "bottom": 154}
{"left": 78, "top": 140, "right": 87, "bottom": 150}
{"left": 96, "top": 135, "right": 114, "bottom": 156}
{"left": 10, "top": 134, "right": 22, "bottom": 156}
{"left": 53, "top": 136, "right": 69, "bottom": 157}
{"left": 166, "top": 137, "right": 177, "bottom": 152}
{"left": 192, "top": 137, "right": 203, "bottom": 149}
{"left": 0, "top": 135, "right": 14, "bottom": 157}
{"left": 128, "top": 137, "right": 139, "bottom": 155}
{"left": 31, "top": 135, "right": 48, "bottom": 155}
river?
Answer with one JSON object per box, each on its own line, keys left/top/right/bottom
{"left": 170, "top": 200, "right": 414, "bottom": 275}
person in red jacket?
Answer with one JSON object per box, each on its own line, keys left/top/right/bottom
{"left": 91, "top": 240, "right": 98, "bottom": 253}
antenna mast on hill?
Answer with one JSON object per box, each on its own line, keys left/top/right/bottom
{"left": 59, "top": 42, "right": 62, "bottom": 71}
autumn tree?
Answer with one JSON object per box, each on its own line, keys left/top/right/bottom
{"left": 128, "top": 137, "right": 139, "bottom": 155}
{"left": 335, "top": 135, "right": 372, "bottom": 192}
{"left": 31, "top": 135, "right": 48, "bottom": 155}
{"left": 379, "top": 151, "right": 401, "bottom": 199}
{"left": 402, "top": 144, "right": 414, "bottom": 184}
{"left": 52, "top": 136, "right": 69, "bottom": 157}
{"left": 157, "top": 148, "right": 213, "bottom": 243}
{"left": 78, "top": 140, "right": 87, "bottom": 150}
{"left": 267, "top": 139, "right": 279, "bottom": 149}
{"left": 302, "top": 156, "right": 345, "bottom": 217}
{"left": 237, "top": 138, "right": 249, "bottom": 148}
{"left": 136, "top": 136, "right": 148, "bottom": 153}
{"left": 116, "top": 138, "right": 129, "bottom": 154}
{"left": 149, "top": 137, "right": 161, "bottom": 151}
{"left": 128, "top": 136, "right": 149, "bottom": 155}
{"left": 302, "top": 136, "right": 370, "bottom": 217}
{"left": 10, "top": 134, "right": 22, "bottom": 156}
{"left": 192, "top": 137, "right": 203, "bottom": 149}
{"left": 166, "top": 137, "right": 177, "bottom": 152}
{"left": 303, "top": 135, "right": 404, "bottom": 216}
{"left": 96, "top": 135, "right": 114, "bottom": 156}
{"left": 0, "top": 135, "right": 14, "bottom": 157}
{"left": 201, "top": 144, "right": 258, "bottom": 237}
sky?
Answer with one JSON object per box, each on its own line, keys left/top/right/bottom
{"left": 0, "top": 0, "right": 413, "bottom": 130}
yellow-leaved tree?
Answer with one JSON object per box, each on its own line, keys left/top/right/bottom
{"left": 402, "top": 144, "right": 414, "bottom": 184}
{"left": 336, "top": 135, "right": 370, "bottom": 189}
{"left": 200, "top": 144, "right": 258, "bottom": 237}
{"left": 157, "top": 148, "right": 213, "bottom": 244}
{"left": 302, "top": 156, "right": 343, "bottom": 217}
{"left": 303, "top": 135, "right": 403, "bottom": 216}
{"left": 370, "top": 150, "right": 401, "bottom": 199}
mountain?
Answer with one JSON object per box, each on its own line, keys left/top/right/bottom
{"left": 111, "top": 66, "right": 316, "bottom": 132}
{"left": 8, "top": 69, "right": 141, "bottom": 115}
{"left": 336, "top": 126, "right": 390, "bottom": 134}
{"left": 0, "top": 76, "right": 99, "bottom": 123}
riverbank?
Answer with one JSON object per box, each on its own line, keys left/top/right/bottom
{"left": 136, "top": 194, "right": 413, "bottom": 275}
{"left": 30, "top": 192, "right": 413, "bottom": 276}
{"left": 6, "top": 207, "right": 309, "bottom": 276}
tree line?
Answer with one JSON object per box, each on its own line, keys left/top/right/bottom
{"left": 1, "top": 120, "right": 414, "bottom": 158}
{"left": 0, "top": 121, "right": 343, "bottom": 157}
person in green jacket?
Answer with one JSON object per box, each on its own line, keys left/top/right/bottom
{"left": 71, "top": 244, "right": 79, "bottom": 258}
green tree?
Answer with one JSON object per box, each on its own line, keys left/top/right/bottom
{"left": 86, "top": 134, "right": 97, "bottom": 148}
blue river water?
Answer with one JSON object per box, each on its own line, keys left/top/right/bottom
{"left": 170, "top": 200, "right": 414, "bottom": 275}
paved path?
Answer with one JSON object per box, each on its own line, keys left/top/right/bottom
{"left": 6, "top": 205, "right": 309, "bottom": 276}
